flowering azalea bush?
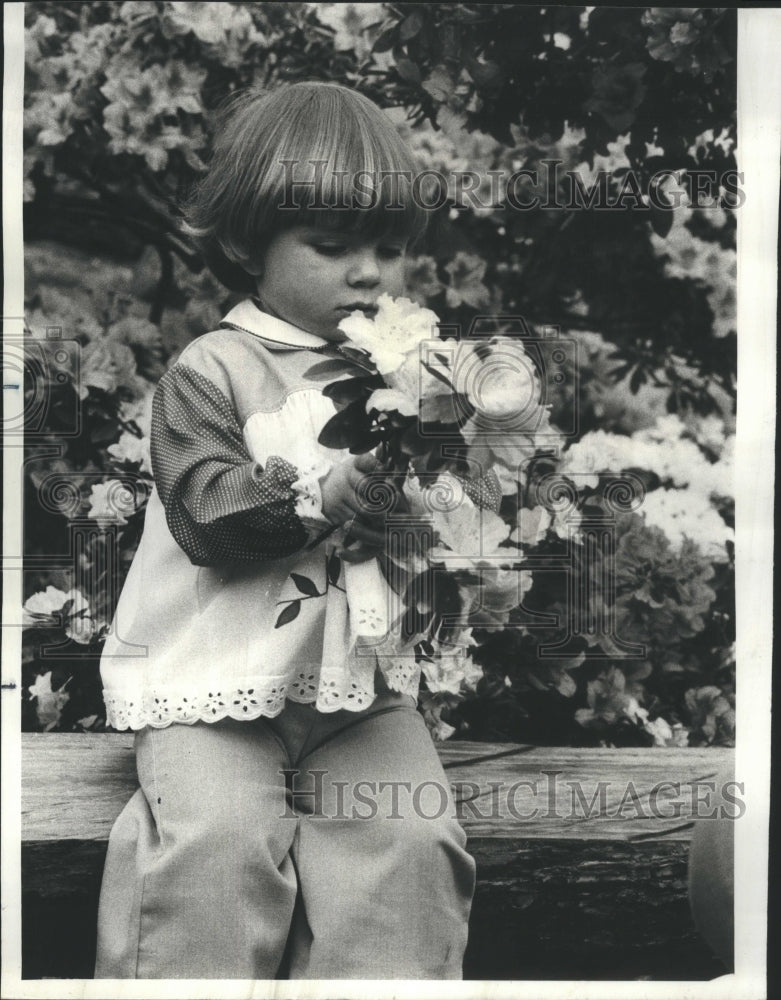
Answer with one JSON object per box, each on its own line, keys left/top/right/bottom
{"left": 22, "top": 3, "right": 735, "bottom": 746}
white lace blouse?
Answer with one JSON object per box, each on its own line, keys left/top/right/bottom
{"left": 100, "top": 300, "right": 500, "bottom": 730}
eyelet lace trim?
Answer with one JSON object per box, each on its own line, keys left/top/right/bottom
{"left": 104, "top": 665, "right": 420, "bottom": 730}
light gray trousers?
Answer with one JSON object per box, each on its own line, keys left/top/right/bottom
{"left": 95, "top": 689, "right": 476, "bottom": 979}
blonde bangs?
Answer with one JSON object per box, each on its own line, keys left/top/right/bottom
{"left": 183, "top": 83, "right": 430, "bottom": 288}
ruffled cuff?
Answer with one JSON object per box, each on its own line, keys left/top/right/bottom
{"left": 291, "top": 456, "right": 334, "bottom": 527}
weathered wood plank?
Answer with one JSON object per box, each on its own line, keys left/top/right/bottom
{"left": 21, "top": 838, "right": 727, "bottom": 981}
{"left": 18, "top": 736, "right": 732, "bottom": 981}
{"left": 463, "top": 839, "right": 728, "bottom": 981}
{"left": 21, "top": 734, "right": 734, "bottom": 844}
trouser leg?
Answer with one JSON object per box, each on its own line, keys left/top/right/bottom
{"left": 285, "top": 703, "right": 476, "bottom": 979}
{"left": 95, "top": 719, "right": 299, "bottom": 979}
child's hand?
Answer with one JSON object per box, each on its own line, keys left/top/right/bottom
{"left": 321, "top": 453, "right": 388, "bottom": 561}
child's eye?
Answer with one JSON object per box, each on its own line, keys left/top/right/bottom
{"left": 312, "top": 242, "right": 347, "bottom": 257}
{"left": 378, "top": 245, "right": 405, "bottom": 259}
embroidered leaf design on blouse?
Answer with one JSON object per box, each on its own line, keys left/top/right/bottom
{"left": 327, "top": 551, "right": 342, "bottom": 586}
{"left": 290, "top": 573, "right": 320, "bottom": 597}
{"left": 275, "top": 601, "right": 301, "bottom": 628}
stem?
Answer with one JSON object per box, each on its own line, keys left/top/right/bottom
{"left": 276, "top": 592, "right": 323, "bottom": 607}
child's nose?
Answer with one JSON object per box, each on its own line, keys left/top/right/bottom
{"left": 347, "top": 251, "right": 381, "bottom": 286}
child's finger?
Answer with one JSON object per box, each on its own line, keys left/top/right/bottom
{"left": 337, "top": 541, "right": 384, "bottom": 564}
{"left": 344, "top": 519, "right": 386, "bottom": 548}
{"left": 352, "top": 452, "right": 382, "bottom": 474}
{"left": 350, "top": 506, "right": 388, "bottom": 531}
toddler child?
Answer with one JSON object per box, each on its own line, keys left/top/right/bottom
{"left": 95, "top": 81, "right": 490, "bottom": 980}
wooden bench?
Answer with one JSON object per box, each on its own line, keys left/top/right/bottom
{"left": 20, "top": 734, "right": 733, "bottom": 980}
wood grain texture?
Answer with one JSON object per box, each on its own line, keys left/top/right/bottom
{"left": 21, "top": 733, "right": 734, "bottom": 844}
{"left": 18, "top": 736, "right": 732, "bottom": 980}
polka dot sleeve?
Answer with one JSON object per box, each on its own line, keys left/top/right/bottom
{"left": 151, "top": 363, "right": 308, "bottom": 565}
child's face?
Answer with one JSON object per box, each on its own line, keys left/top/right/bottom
{"left": 253, "top": 226, "right": 407, "bottom": 341}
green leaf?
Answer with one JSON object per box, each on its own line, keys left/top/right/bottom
{"left": 91, "top": 423, "right": 121, "bottom": 444}
{"left": 400, "top": 12, "right": 423, "bottom": 42}
{"left": 466, "top": 58, "right": 502, "bottom": 89}
{"left": 322, "top": 377, "right": 374, "bottom": 404}
{"left": 337, "top": 345, "right": 374, "bottom": 368}
{"left": 290, "top": 573, "right": 320, "bottom": 597}
{"left": 318, "top": 397, "right": 372, "bottom": 449}
{"left": 304, "top": 359, "right": 353, "bottom": 380}
{"left": 400, "top": 423, "right": 429, "bottom": 456}
{"left": 396, "top": 58, "right": 422, "bottom": 85}
{"left": 327, "top": 551, "right": 342, "bottom": 586}
{"left": 422, "top": 66, "right": 455, "bottom": 103}
{"left": 275, "top": 601, "right": 301, "bottom": 628}
{"left": 372, "top": 23, "right": 398, "bottom": 53}
{"left": 629, "top": 366, "right": 647, "bottom": 393}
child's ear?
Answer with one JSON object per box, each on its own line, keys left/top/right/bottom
{"left": 242, "top": 260, "right": 264, "bottom": 277}
{"left": 219, "top": 240, "right": 263, "bottom": 278}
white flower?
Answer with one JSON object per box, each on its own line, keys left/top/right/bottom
{"left": 644, "top": 715, "right": 672, "bottom": 746}
{"left": 23, "top": 587, "right": 96, "bottom": 643}
{"left": 429, "top": 487, "right": 511, "bottom": 564}
{"left": 510, "top": 505, "right": 552, "bottom": 547}
{"left": 338, "top": 294, "right": 440, "bottom": 377}
{"left": 427, "top": 714, "right": 456, "bottom": 742}
{"left": 453, "top": 338, "right": 540, "bottom": 424}
{"left": 422, "top": 655, "right": 468, "bottom": 696}
{"left": 444, "top": 252, "right": 491, "bottom": 308}
{"left": 402, "top": 471, "right": 429, "bottom": 518}
{"left": 639, "top": 487, "right": 734, "bottom": 561}
{"left": 106, "top": 316, "right": 162, "bottom": 349}
{"left": 80, "top": 338, "right": 141, "bottom": 399}
{"left": 107, "top": 431, "right": 152, "bottom": 474}
{"left": 106, "top": 431, "right": 152, "bottom": 475}
{"left": 558, "top": 429, "right": 640, "bottom": 488}
{"left": 479, "top": 567, "right": 534, "bottom": 615}
{"left": 313, "top": 2, "right": 380, "bottom": 57}
{"left": 23, "top": 586, "right": 84, "bottom": 623}
{"left": 642, "top": 714, "right": 689, "bottom": 747}
{"left": 365, "top": 388, "right": 418, "bottom": 418}
{"left": 559, "top": 416, "right": 732, "bottom": 500}
{"left": 66, "top": 615, "right": 97, "bottom": 645}
{"left": 28, "top": 671, "right": 71, "bottom": 731}
{"left": 422, "top": 633, "right": 483, "bottom": 695}
{"left": 87, "top": 480, "right": 138, "bottom": 528}
{"left": 689, "top": 413, "right": 728, "bottom": 453}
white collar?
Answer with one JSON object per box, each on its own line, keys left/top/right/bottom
{"left": 220, "top": 299, "right": 329, "bottom": 350}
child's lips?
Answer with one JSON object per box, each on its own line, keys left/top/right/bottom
{"left": 338, "top": 303, "right": 378, "bottom": 317}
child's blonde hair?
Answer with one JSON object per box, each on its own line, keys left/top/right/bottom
{"left": 184, "top": 81, "right": 429, "bottom": 291}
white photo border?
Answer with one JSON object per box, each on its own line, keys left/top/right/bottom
{"left": 3, "top": 5, "right": 776, "bottom": 999}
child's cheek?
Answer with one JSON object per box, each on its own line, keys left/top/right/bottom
{"left": 386, "top": 260, "right": 406, "bottom": 296}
